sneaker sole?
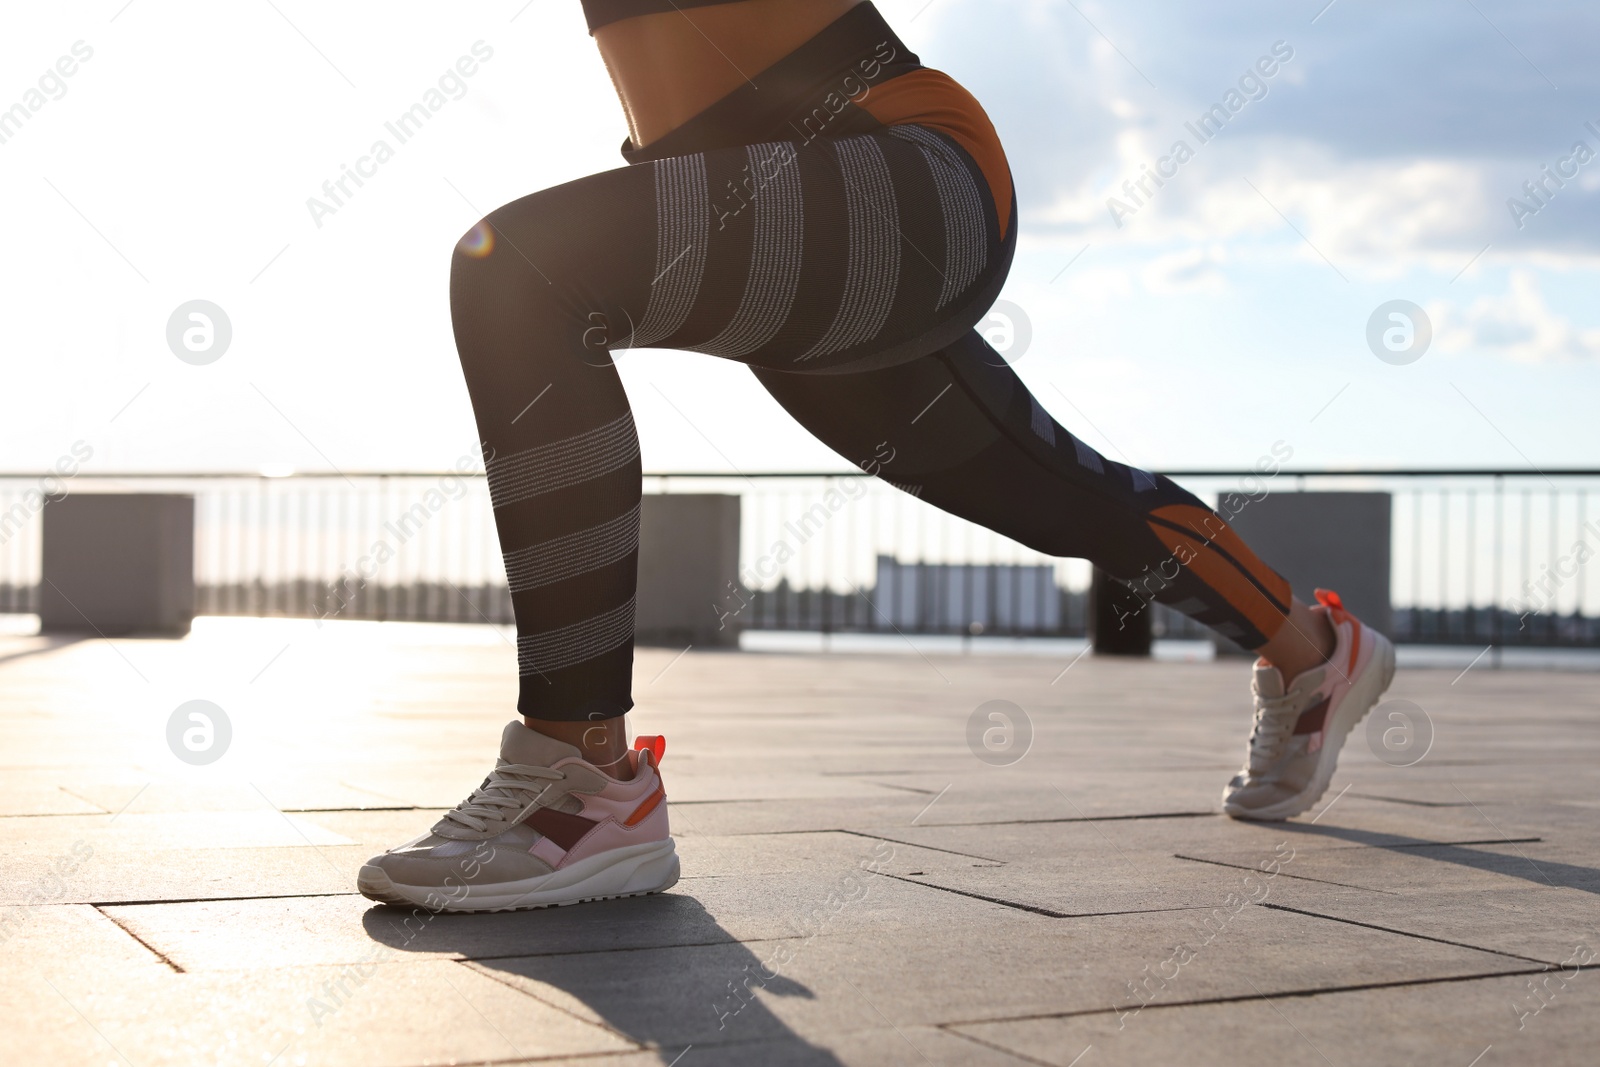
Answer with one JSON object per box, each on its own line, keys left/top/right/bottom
{"left": 357, "top": 839, "right": 680, "bottom": 913}
{"left": 1224, "top": 630, "right": 1397, "bottom": 822}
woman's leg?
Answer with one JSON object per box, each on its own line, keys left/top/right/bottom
{"left": 449, "top": 124, "right": 1009, "bottom": 747}
{"left": 750, "top": 325, "right": 1405, "bottom": 824}
{"left": 449, "top": 162, "right": 652, "bottom": 765}
{"left": 751, "top": 328, "right": 1323, "bottom": 660}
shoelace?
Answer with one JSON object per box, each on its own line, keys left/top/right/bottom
{"left": 441, "top": 763, "right": 566, "bottom": 833}
{"left": 1246, "top": 691, "right": 1305, "bottom": 766}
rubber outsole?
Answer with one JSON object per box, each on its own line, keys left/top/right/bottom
{"left": 357, "top": 840, "right": 680, "bottom": 913}
{"left": 1223, "top": 630, "right": 1398, "bottom": 822}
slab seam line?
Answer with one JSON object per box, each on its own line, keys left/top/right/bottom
{"left": 1256, "top": 902, "right": 1564, "bottom": 967}
{"left": 936, "top": 965, "right": 1560, "bottom": 1028}
{"left": 93, "top": 906, "right": 186, "bottom": 973}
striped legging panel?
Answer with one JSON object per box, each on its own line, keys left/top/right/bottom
{"left": 517, "top": 597, "right": 637, "bottom": 678}
{"left": 503, "top": 503, "right": 641, "bottom": 593}
{"left": 796, "top": 136, "right": 902, "bottom": 363}
{"left": 631, "top": 154, "right": 711, "bottom": 348}
{"left": 889, "top": 125, "right": 987, "bottom": 309}
{"left": 624, "top": 126, "right": 999, "bottom": 369}
{"left": 484, "top": 416, "right": 640, "bottom": 511}
{"left": 686, "top": 142, "right": 806, "bottom": 359}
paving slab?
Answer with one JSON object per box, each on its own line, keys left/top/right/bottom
{"left": 951, "top": 967, "right": 1600, "bottom": 1066}
{"left": 55, "top": 777, "right": 414, "bottom": 814}
{"left": 0, "top": 810, "right": 355, "bottom": 852}
{"left": 878, "top": 813, "right": 1280, "bottom": 866}
{"left": 0, "top": 770, "right": 113, "bottom": 816}
{"left": 890, "top": 855, "right": 1272, "bottom": 917}
{"left": 102, "top": 854, "right": 1013, "bottom": 973}
{"left": 473, "top": 905, "right": 1523, "bottom": 1051}
{"left": 3, "top": 958, "right": 632, "bottom": 1067}
{"left": 1260, "top": 884, "right": 1600, "bottom": 967}
{"left": 503, "top": 1023, "right": 1031, "bottom": 1066}
{"left": 1, "top": 903, "right": 175, "bottom": 980}
{"left": 1, "top": 845, "right": 363, "bottom": 905}
{"left": 4, "top": 618, "right": 1597, "bottom": 1064}
{"left": 654, "top": 791, "right": 1218, "bottom": 839}
{"left": 1180, "top": 837, "right": 1600, "bottom": 896}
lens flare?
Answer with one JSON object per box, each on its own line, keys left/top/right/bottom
{"left": 457, "top": 221, "right": 495, "bottom": 258}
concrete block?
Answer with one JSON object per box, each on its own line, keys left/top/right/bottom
{"left": 39, "top": 493, "right": 194, "bottom": 635}
{"left": 1215, "top": 490, "right": 1392, "bottom": 653}
{"left": 636, "top": 493, "right": 741, "bottom": 647}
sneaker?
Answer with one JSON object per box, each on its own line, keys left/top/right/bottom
{"left": 357, "top": 721, "right": 679, "bottom": 912}
{"left": 1222, "top": 589, "right": 1396, "bottom": 821}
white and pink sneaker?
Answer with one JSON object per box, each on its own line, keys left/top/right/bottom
{"left": 1222, "top": 589, "right": 1397, "bottom": 821}
{"left": 358, "top": 721, "right": 679, "bottom": 912}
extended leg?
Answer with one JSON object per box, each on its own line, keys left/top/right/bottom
{"left": 751, "top": 328, "right": 1327, "bottom": 661}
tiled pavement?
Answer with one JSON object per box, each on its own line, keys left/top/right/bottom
{"left": 3, "top": 617, "right": 1598, "bottom": 1065}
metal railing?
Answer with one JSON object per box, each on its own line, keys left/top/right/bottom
{"left": 3, "top": 468, "right": 1598, "bottom": 646}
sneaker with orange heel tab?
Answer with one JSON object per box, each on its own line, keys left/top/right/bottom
{"left": 1222, "top": 589, "right": 1397, "bottom": 821}
{"left": 357, "top": 722, "right": 679, "bottom": 911}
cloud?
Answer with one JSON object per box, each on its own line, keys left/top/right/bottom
{"left": 1431, "top": 271, "right": 1600, "bottom": 362}
{"left": 1140, "top": 247, "right": 1228, "bottom": 294}
{"left": 1034, "top": 134, "right": 1506, "bottom": 260}
{"left": 923, "top": 0, "right": 1600, "bottom": 262}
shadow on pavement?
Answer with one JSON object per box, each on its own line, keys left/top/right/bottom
{"left": 0, "top": 635, "right": 88, "bottom": 668}
{"left": 363, "top": 891, "right": 845, "bottom": 1065}
{"left": 1282, "top": 822, "right": 1600, "bottom": 894}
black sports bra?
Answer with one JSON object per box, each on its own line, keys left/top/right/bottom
{"left": 583, "top": 0, "right": 750, "bottom": 32}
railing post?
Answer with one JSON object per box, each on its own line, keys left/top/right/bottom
{"left": 377, "top": 475, "right": 389, "bottom": 623}
{"left": 1493, "top": 474, "right": 1503, "bottom": 661}
{"left": 1089, "top": 567, "right": 1151, "bottom": 657}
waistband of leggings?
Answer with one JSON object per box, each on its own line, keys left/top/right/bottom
{"left": 620, "top": 2, "right": 923, "bottom": 164}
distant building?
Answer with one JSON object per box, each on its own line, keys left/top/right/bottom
{"left": 870, "top": 556, "right": 1061, "bottom": 633}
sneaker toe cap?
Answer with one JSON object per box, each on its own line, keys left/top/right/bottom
{"left": 1221, "top": 777, "right": 1298, "bottom": 815}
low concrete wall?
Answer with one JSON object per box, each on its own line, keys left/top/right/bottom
{"left": 40, "top": 494, "right": 195, "bottom": 636}
{"left": 1214, "top": 490, "right": 1392, "bottom": 654}
{"left": 636, "top": 494, "right": 742, "bottom": 648}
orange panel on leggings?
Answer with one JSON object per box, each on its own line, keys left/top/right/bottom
{"left": 1146, "top": 504, "right": 1293, "bottom": 646}
{"left": 858, "top": 68, "right": 1013, "bottom": 239}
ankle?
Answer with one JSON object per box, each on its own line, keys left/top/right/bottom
{"left": 523, "top": 715, "right": 633, "bottom": 779}
{"left": 1256, "top": 599, "right": 1337, "bottom": 680}
{"left": 588, "top": 751, "right": 636, "bottom": 780}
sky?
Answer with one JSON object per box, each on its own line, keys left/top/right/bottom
{"left": 3, "top": 0, "right": 1598, "bottom": 477}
